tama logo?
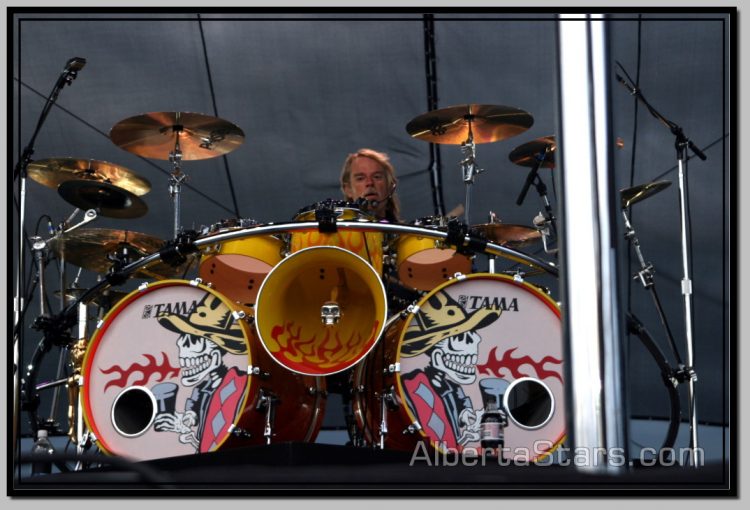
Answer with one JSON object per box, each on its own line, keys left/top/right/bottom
{"left": 142, "top": 300, "right": 199, "bottom": 319}
{"left": 458, "top": 295, "right": 519, "bottom": 312}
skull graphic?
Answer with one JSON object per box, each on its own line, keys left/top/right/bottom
{"left": 177, "top": 333, "right": 223, "bottom": 386}
{"left": 430, "top": 330, "right": 481, "bottom": 385}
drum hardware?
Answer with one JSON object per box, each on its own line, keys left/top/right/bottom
{"left": 229, "top": 426, "right": 253, "bottom": 440}
{"left": 510, "top": 135, "right": 558, "bottom": 248}
{"left": 621, "top": 195, "right": 687, "bottom": 383}
{"left": 407, "top": 104, "right": 534, "bottom": 223}
{"left": 13, "top": 59, "right": 88, "bottom": 466}
{"left": 110, "top": 111, "right": 245, "bottom": 237}
{"left": 616, "top": 64, "right": 707, "bottom": 465}
{"left": 256, "top": 390, "right": 278, "bottom": 445}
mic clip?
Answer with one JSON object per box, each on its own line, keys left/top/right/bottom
{"left": 315, "top": 201, "right": 338, "bottom": 233}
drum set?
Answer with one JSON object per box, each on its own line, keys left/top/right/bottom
{"left": 17, "top": 102, "right": 677, "bottom": 467}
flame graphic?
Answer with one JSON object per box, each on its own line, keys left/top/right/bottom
{"left": 100, "top": 352, "right": 180, "bottom": 391}
{"left": 477, "top": 346, "right": 563, "bottom": 382}
{"left": 270, "top": 320, "right": 378, "bottom": 370}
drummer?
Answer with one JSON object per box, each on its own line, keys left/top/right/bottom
{"left": 340, "top": 148, "right": 401, "bottom": 223}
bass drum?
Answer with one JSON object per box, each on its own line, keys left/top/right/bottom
{"left": 351, "top": 273, "right": 565, "bottom": 461}
{"left": 81, "top": 279, "right": 325, "bottom": 461}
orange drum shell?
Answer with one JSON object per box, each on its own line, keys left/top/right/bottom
{"left": 199, "top": 235, "right": 283, "bottom": 306}
{"left": 395, "top": 234, "right": 472, "bottom": 292}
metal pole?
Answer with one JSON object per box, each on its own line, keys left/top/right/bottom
{"left": 556, "top": 13, "right": 628, "bottom": 471}
{"left": 676, "top": 154, "right": 700, "bottom": 466}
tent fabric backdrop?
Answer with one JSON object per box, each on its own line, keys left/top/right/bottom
{"left": 11, "top": 11, "right": 730, "bottom": 440}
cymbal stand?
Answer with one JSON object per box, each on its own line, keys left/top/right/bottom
{"left": 459, "top": 120, "right": 483, "bottom": 224}
{"left": 517, "top": 147, "right": 558, "bottom": 254}
{"left": 616, "top": 64, "right": 706, "bottom": 466}
{"left": 622, "top": 208, "right": 686, "bottom": 377}
{"left": 168, "top": 126, "right": 188, "bottom": 238}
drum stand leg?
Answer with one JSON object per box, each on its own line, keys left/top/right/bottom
{"left": 256, "top": 390, "right": 277, "bottom": 445}
{"left": 377, "top": 387, "right": 398, "bottom": 450}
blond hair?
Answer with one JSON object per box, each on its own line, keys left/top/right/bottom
{"left": 340, "top": 148, "right": 401, "bottom": 221}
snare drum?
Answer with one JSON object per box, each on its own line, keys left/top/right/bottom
{"left": 290, "top": 201, "right": 384, "bottom": 274}
{"left": 81, "top": 279, "right": 325, "bottom": 461}
{"left": 351, "top": 273, "right": 565, "bottom": 461}
{"left": 198, "top": 218, "right": 283, "bottom": 306}
{"left": 395, "top": 216, "right": 473, "bottom": 291}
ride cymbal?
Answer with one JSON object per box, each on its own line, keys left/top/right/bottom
{"left": 27, "top": 158, "right": 151, "bottom": 195}
{"left": 48, "top": 228, "right": 194, "bottom": 279}
{"left": 620, "top": 180, "right": 671, "bottom": 208}
{"left": 110, "top": 112, "right": 245, "bottom": 160}
{"left": 471, "top": 223, "right": 542, "bottom": 249}
{"left": 58, "top": 180, "right": 148, "bottom": 219}
{"left": 509, "top": 135, "right": 557, "bottom": 169}
{"left": 406, "top": 104, "right": 533, "bottom": 145}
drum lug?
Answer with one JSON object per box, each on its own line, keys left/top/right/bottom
{"left": 189, "top": 278, "right": 203, "bottom": 286}
{"left": 228, "top": 424, "right": 252, "bottom": 440}
{"left": 452, "top": 272, "right": 467, "bottom": 281}
{"left": 384, "top": 362, "right": 400, "bottom": 374}
{"left": 406, "top": 303, "right": 420, "bottom": 315}
{"left": 231, "top": 310, "right": 246, "bottom": 321}
{"left": 403, "top": 421, "right": 422, "bottom": 435}
{"left": 248, "top": 365, "right": 270, "bottom": 379}
{"left": 137, "top": 282, "right": 149, "bottom": 292}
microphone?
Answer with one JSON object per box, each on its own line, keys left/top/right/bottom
{"left": 359, "top": 183, "right": 397, "bottom": 209}
{"left": 64, "top": 57, "right": 86, "bottom": 73}
{"left": 615, "top": 73, "right": 637, "bottom": 96}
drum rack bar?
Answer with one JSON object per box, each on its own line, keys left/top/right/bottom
{"left": 59, "top": 221, "right": 558, "bottom": 317}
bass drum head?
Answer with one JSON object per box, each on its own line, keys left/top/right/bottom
{"left": 394, "top": 273, "right": 565, "bottom": 461}
{"left": 81, "top": 280, "right": 325, "bottom": 461}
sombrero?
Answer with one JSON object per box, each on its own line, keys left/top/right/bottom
{"left": 157, "top": 292, "right": 247, "bottom": 354}
{"left": 401, "top": 290, "right": 501, "bottom": 357}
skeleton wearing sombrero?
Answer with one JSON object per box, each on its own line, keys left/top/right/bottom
{"left": 401, "top": 290, "right": 501, "bottom": 450}
{"left": 152, "top": 293, "right": 248, "bottom": 453}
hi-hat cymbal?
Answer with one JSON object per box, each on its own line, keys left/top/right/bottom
{"left": 620, "top": 180, "right": 671, "bottom": 208}
{"left": 509, "top": 135, "right": 557, "bottom": 168}
{"left": 27, "top": 158, "right": 151, "bottom": 195}
{"left": 48, "top": 228, "right": 194, "bottom": 279}
{"left": 471, "top": 223, "right": 542, "bottom": 248}
{"left": 110, "top": 112, "right": 245, "bottom": 160}
{"left": 58, "top": 180, "right": 148, "bottom": 219}
{"left": 406, "top": 104, "right": 533, "bottom": 145}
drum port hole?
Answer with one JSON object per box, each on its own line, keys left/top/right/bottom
{"left": 503, "top": 378, "right": 554, "bottom": 430}
{"left": 111, "top": 386, "right": 157, "bottom": 437}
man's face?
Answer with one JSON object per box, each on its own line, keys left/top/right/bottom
{"left": 344, "top": 157, "right": 389, "bottom": 218}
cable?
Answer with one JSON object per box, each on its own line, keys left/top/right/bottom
{"left": 197, "top": 14, "right": 242, "bottom": 219}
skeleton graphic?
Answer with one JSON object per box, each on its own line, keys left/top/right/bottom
{"left": 151, "top": 293, "right": 248, "bottom": 453}
{"left": 400, "top": 290, "right": 501, "bottom": 449}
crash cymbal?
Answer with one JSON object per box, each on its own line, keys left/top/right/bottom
{"left": 509, "top": 135, "right": 557, "bottom": 169}
{"left": 110, "top": 112, "right": 245, "bottom": 160}
{"left": 48, "top": 228, "right": 194, "bottom": 279}
{"left": 58, "top": 180, "right": 148, "bottom": 219}
{"left": 27, "top": 158, "right": 151, "bottom": 195}
{"left": 620, "top": 180, "right": 671, "bottom": 208}
{"left": 471, "top": 223, "right": 542, "bottom": 248}
{"left": 406, "top": 104, "right": 533, "bottom": 145}
{"left": 54, "top": 287, "right": 129, "bottom": 307}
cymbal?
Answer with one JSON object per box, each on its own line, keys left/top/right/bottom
{"left": 620, "top": 180, "right": 671, "bottom": 208}
{"left": 406, "top": 104, "right": 533, "bottom": 145}
{"left": 27, "top": 158, "right": 151, "bottom": 195}
{"left": 58, "top": 180, "right": 148, "bottom": 219}
{"left": 509, "top": 135, "right": 557, "bottom": 168}
{"left": 48, "top": 228, "right": 194, "bottom": 279}
{"left": 54, "top": 287, "right": 129, "bottom": 307}
{"left": 110, "top": 112, "right": 245, "bottom": 160}
{"left": 471, "top": 223, "right": 542, "bottom": 248}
